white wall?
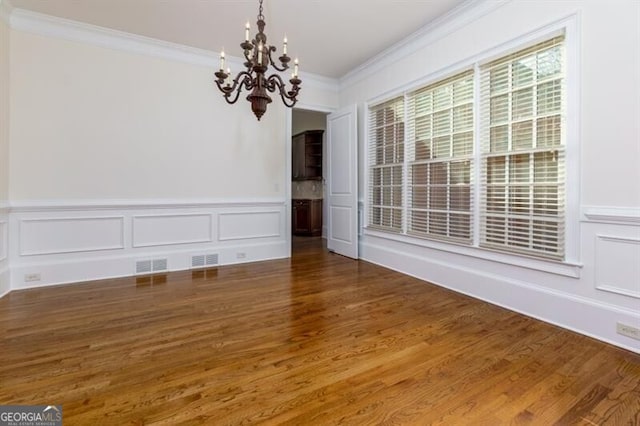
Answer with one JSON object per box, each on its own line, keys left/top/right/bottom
{"left": 340, "top": 0, "right": 640, "bottom": 352}
{"left": 10, "top": 30, "right": 287, "bottom": 201}
{"left": 0, "top": 0, "right": 10, "bottom": 297}
{"left": 0, "top": 3, "right": 8, "bottom": 203}
{"left": 3, "top": 10, "right": 338, "bottom": 291}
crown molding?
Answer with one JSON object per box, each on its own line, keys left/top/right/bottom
{"left": 0, "top": 0, "right": 12, "bottom": 25}
{"left": 10, "top": 8, "right": 220, "bottom": 66}
{"left": 339, "top": 0, "right": 511, "bottom": 90}
{"left": 298, "top": 71, "right": 339, "bottom": 93}
{"left": 8, "top": 7, "right": 338, "bottom": 92}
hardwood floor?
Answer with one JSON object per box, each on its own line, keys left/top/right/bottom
{"left": 1, "top": 237, "right": 639, "bottom": 425}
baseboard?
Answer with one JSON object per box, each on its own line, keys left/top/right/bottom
{"left": 11, "top": 240, "right": 287, "bottom": 291}
{"left": 361, "top": 240, "right": 640, "bottom": 354}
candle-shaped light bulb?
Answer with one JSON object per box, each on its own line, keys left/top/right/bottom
{"left": 293, "top": 58, "right": 299, "bottom": 77}
{"left": 245, "top": 22, "right": 250, "bottom": 42}
{"left": 226, "top": 67, "right": 231, "bottom": 86}
{"left": 283, "top": 35, "right": 287, "bottom": 55}
{"left": 258, "top": 42, "right": 263, "bottom": 64}
{"left": 219, "top": 50, "right": 225, "bottom": 71}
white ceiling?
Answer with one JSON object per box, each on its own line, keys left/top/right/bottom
{"left": 9, "top": 0, "right": 468, "bottom": 78}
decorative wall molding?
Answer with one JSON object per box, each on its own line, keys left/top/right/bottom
{"left": 6, "top": 199, "right": 288, "bottom": 292}
{"left": 218, "top": 211, "right": 281, "bottom": 241}
{"left": 19, "top": 216, "right": 125, "bottom": 256}
{"left": 8, "top": 7, "right": 338, "bottom": 92}
{"left": 132, "top": 213, "right": 213, "bottom": 248}
{"left": 9, "top": 197, "right": 286, "bottom": 212}
{"left": 339, "top": 0, "right": 510, "bottom": 90}
{"left": 0, "top": 220, "right": 7, "bottom": 262}
{"left": 595, "top": 234, "right": 640, "bottom": 299}
{"left": 582, "top": 206, "right": 640, "bottom": 225}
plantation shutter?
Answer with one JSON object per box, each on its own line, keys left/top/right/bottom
{"left": 406, "top": 70, "right": 474, "bottom": 243}
{"left": 368, "top": 96, "right": 405, "bottom": 232}
{"left": 479, "top": 36, "right": 566, "bottom": 259}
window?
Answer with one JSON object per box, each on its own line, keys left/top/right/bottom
{"left": 407, "top": 70, "right": 474, "bottom": 243}
{"left": 366, "top": 35, "right": 567, "bottom": 261}
{"left": 480, "top": 36, "right": 565, "bottom": 259}
{"left": 368, "top": 96, "right": 405, "bottom": 232}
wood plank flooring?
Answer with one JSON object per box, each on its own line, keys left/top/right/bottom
{"left": 1, "top": 237, "right": 639, "bottom": 425}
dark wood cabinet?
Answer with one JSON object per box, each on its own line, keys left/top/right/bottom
{"left": 292, "top": 130, "right": 323, "bottom": 181}
{"left": 292, "top": 199, "right": 322, "bottom": 236}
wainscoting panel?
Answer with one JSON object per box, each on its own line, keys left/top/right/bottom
{"left": 19, "top": 216, "right": 125, "bottom": 256}
{"left": 595, "top": 235, "right": 640, "bottom": 299}
{"left": 133, "top": 213, "right": 213, "bottom": 248}
{"left": 218, "top": 211, "right": 281, "bottom": 241}
{"left": 7, "top": 199, "right": 287, "bottom": 291}
{"left": 0, "top": 220, "right": 6, "bottom": 262}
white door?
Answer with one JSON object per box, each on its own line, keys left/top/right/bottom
{"left": 326, "top": 105, "right": 358, "bottom": 259}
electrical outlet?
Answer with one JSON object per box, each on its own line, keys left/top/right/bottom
{"left": 616, "top": 322, "right": 640, "bottom": 341}
{"left": 24, "top": 273, "right": 41, "bottom": 282}
{"left": 236, "top": 252, "right": 246, "bottom": 259}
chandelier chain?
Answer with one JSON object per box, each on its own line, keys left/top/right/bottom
{"left": 258, "top": 0, "right": 264, "bottom": 21}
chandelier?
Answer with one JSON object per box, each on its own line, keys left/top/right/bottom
{"left": 214, "top": 0, "right": 301, "bottom": 120}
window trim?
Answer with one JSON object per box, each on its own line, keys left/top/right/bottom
{"left": 364, "top": 14, "right": 581, "bottom": 276}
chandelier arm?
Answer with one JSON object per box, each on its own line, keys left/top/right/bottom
{"left": 278, "top": 91, "right": 299, "bottom": 108}
{"left": 242, "top": 47, "right": 255, "bottom": 68}
{"left": 265, "top": 73, "right": 285, "bottom": 93}
{"left": 266, "top": 74, "right": 300, "bottom": 107}
{"left": 215, "top": 71, "right": 255, "bottom": 104}
{"left": 267, "top": 46, "right": 289, "bottom": 72}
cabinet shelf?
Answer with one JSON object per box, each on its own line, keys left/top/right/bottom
{"left": 293, "top": 130, "right": 324, "bottom": 181}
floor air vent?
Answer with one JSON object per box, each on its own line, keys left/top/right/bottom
{"left": 135, "top": 258, "right": 168, "bottom": 275}
{"left": 152, "top": 258, "right": 168, "bottom": 272}
{"left": 191, "top": 253, "right": 219, "bottom": 269}
{"left": 192, "top": 255, "right": 206, "bottom": 268}
{"left": 205, "top": 254, "right": 219, "bottom": 266}
{"left": 136, "top": 260, "right": 152, "bottom": 275}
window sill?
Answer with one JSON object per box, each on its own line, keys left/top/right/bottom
{"left": 363, "top": 227, "right": 582, "bottom": 278}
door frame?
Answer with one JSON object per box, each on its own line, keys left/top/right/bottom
{"left": 286, "top": 104, "right": 336, "bottom": 257}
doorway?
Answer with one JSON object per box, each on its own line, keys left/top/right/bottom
{"left": 291, "top": 108, "right": 329, "bottom": 253}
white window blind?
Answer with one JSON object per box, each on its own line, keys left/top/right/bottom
{"left": 368, "top": 96, "right": 405, "bottom": 232}
{"left": 479, "top": 36, "right": 566, "bottom": 259}
{"left": 406, "top": 70, "right": 474, "bottom": 243}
